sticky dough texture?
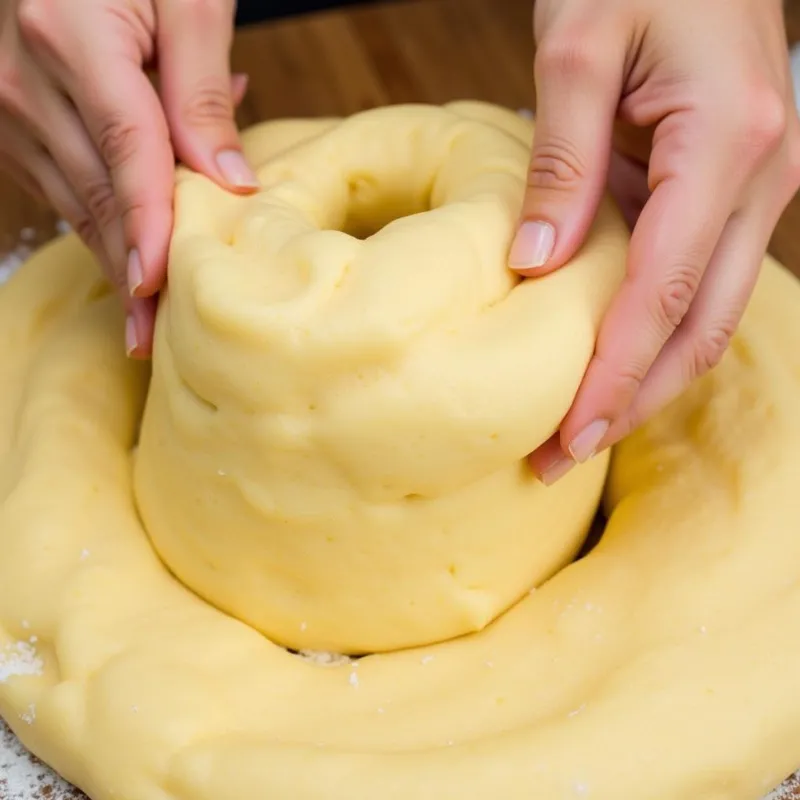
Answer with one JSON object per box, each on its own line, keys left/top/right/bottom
{"left": 134, "top": 102, "right": 624, "bottom": 654}
{"left": 0, "top": 102, "right": 800, "bottom": 800}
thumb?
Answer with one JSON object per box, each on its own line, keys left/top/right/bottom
{"left": 509, "top": 31, "right": 623, "bottom": 275}
{"left": 156, "top": 0, "right": 258, "bottom": 192}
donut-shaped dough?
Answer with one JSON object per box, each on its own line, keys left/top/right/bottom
{"left": 1, "top": 103, "right": 800, "bottom": 800}
{"left": 134, "top": 102, "right": 626, "bottom": 654}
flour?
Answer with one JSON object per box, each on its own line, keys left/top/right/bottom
{"left": 0, "top": 642, "right": 43, "bottom": 684}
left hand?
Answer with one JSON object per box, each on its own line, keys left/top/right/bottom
{"left": 510, "top": 0, "right": 800, "bottom": 485}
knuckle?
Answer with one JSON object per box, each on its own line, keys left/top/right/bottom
{"left": 591, "top": 349, "right": 646, "bottom": 400}
{"left": 653, "top": 267, "right": 700, "bottom": 330}
{"left": 691, "top": 323, "right": 735, "bottom": 379}
{"left": 735, "top": 86, "right": 787, "bottom": 157}
{"left": 95, "top": 117, "right": 140, "bottom": 169}
{"left": 72, "top": 214, "right": 99, "bottom": 248}
{"left": 180, "top": 79, "right": 234, "bottom": 128}
{"left": 528, "top": 136, "right": 586, "bottom": 192}
{"left": 16, "top": 0, "right": 60, "bottom": 52}
{"left": 83, "top": 178, "right": 118, "bottom": 228}
{"left": 535, "top": 31, "right": 605, "bottom": 82}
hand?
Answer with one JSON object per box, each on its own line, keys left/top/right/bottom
{"left": 0, "top": 0, "right": 256, "bottom": 358}
{"left": 510, "top": 0, "right": 800, "bottom": 485}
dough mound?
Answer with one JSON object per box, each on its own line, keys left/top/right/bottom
{"left": 134, "top": 102, "right": 626, "bottom": 654}
{"left": 1, "top": 103, "right": 800, "bottom": 800}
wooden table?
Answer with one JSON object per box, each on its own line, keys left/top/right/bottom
{"left": 0, "top": 1, "right": 799, "bottom": 799}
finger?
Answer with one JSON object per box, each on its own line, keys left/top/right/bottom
{"left": 125, "top": 294, "right": 158, "bottom": 359}
{"left": 0, "top": 113, "right": 110, "bottom": 270}
{"left": 604, "top": 117, "right": 800, "bottom": 445}
{"left": 508, "top": 23, "right": 625, "bottom": 274}
{"left": 53, "top": 57, "right": 175, "bottom": 299}
{"left": 554, "top": 120, "right": 758, "bottom": 465}
{"left": 604, "top": 208, "right": 769, "bottom": 446}
{"left": 6, "top": 64, "right": 128, "bottom": 282}
{"left": 231, "top": 72, "right": 249, "bottom": 107}
{"left": 156, "top": 0, "right": 258, "bottom": 191}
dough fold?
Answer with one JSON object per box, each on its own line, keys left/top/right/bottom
{"left": 135, "top": 102, "right": 625, "bottom": 653}
{"left": 1, "top": 102, "right": 799, "bottom": 800}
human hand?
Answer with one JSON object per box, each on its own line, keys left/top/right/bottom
{"left": 0, "top": 0, "right": 256, "bottom": 358}
{"left": 510, "top": 0, "right": 800, "bottom": 484}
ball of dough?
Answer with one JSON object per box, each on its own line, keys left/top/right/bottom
{"left": 133, "top": 102, "right": 627, "bottom": 654}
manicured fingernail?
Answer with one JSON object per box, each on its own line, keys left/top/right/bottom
{"left": 539, "top": 456, "right": 574, "bottom": 486}
{"left": 509, "top": 220, "right": 555, "bottom": 270}
{"left": 568, "top": 420, "right": 610, "bottom": 463}
{"left": 127, "top": 249, "right": 143, "bottom": 296}
{"left": 125, "top": 315, "right": 138, "bottom": 358}
{"left": 215, "top": 149, "right": 260, "bottom": 190}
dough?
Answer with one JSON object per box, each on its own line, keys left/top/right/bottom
{"left": 135, "top": 102, "right": 625, "bottom": 654}
{"left": 1, "top": 102, "right": 800, "bottom": 800}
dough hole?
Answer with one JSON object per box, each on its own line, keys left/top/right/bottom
{"left": 340, "top": 172, "right": 433, "bottom": 240}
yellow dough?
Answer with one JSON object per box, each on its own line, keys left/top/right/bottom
{"left": 1, "top": 101, "right": 800, "bottom": 800}
{"left": 135, "top": 102, "right": 625, "bottom": 654}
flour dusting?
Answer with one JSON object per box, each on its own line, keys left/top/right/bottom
{"left": 0, "top": 642, "right": 43, "bottom": 684}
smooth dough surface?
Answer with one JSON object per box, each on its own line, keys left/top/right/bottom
{"left": 0, "top": 102, "right": 800, "bottom": 800}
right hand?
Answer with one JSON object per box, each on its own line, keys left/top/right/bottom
{"left": 0, "top": 0, "right": 257, "bottom": 357}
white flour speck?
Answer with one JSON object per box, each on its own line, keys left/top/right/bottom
{"left": 19, "top": 704, "right": 35, "bottom": 725}
{"left": 421, "top": 655, "right": 434, "bottom": 665}
{"left": 79, "top": 548, "right": 91, "bottom": 561}
{"left": 0, "top": 641, "right": 43, "bottom": 683}
{"left": 295, "top": 649, "right": 352, "bottom": 667}
{"left": 568, "top": 704, "right": 586, "bottom": 718}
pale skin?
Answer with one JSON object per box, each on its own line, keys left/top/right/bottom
{"left": 0, "top": 0, "right": 798, "bottom": 485}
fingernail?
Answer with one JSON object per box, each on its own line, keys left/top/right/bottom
{"left": 539, "top": 456, "right": 574, "bottom": 487}
{"left": 231, "top": 72, "right": 249, "bottom": 96}
{"left": 127, "top": 249, "right": 143, "bottom": 296}
{"left": 509, "top": 220, "right": 555, "bottom": 270}
{"left": 125, "top": 315, "right": 138, "bottom": 358}
{"left": 568, "top": 420, "right": 609, "bottom": 463}
{"left": 215, "top": 149, "right": 260, "bottom": 190}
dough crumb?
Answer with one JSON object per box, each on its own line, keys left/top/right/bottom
{"left": 18, "top": 704, "right": 35, "bottom": 725}
{"left": 295, "top": 649, "right": 352, "bottom": 667}
{"left": 0, "top": 641, "right": 43, "bottom": 683}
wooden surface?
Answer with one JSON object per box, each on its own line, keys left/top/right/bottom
{"left": 2, "top": 0, "right": 800, "bottom": 274}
